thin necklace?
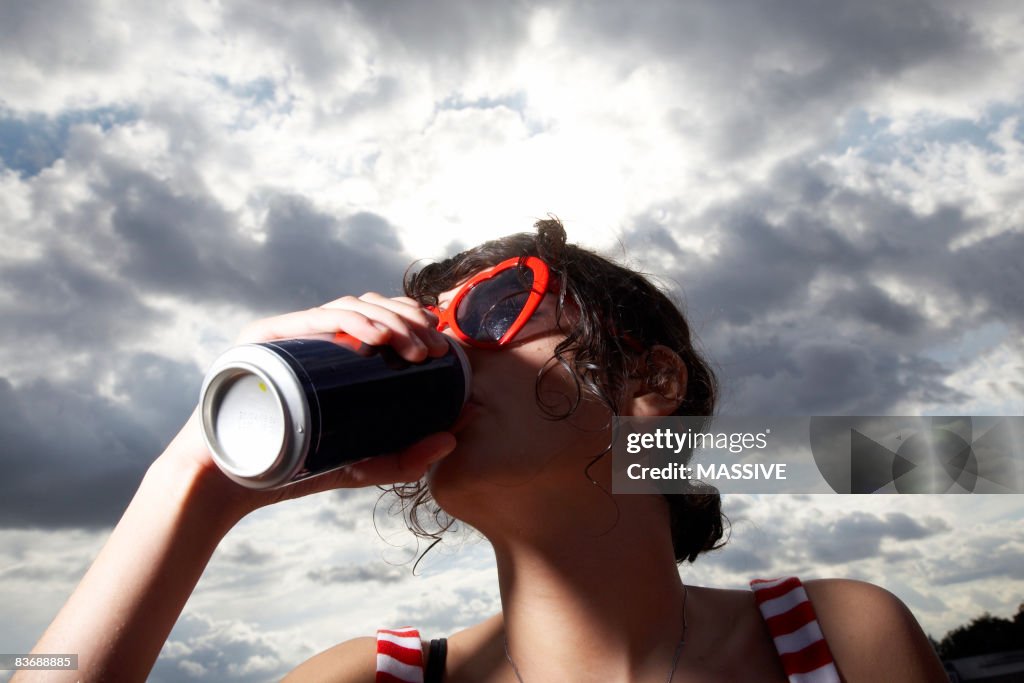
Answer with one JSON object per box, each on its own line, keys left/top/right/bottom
{"left": 503, "top": 582, "right": 689, "bottom": 683}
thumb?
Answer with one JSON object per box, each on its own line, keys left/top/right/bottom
{"left": 383, "top": 432, "right": 457, "bottom": 483}
{"left": 253, "top": 433, "right": 458, "bottom": 505}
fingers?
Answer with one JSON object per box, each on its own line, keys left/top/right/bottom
{"left": 321, "top": 293, "right": 449, "bottom": 359}
{"left": 234, "top": 293, "right": 449, "bottom": 362}
{"left": 262, "top": 432, "right": 457, "bottom": 501}
{"left": 337, "top": 432, "right": 457, "bottom": 487}
{"left": 235, "top": 306, "right": 391, "bottom": 347}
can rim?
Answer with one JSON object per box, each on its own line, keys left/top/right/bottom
{"left": 201, "top": 361, "right": 289, "bottom": 478}
{"left": 198, "top": 343, "right": 311, "bottom": 489}
{"left": 444, "top": 336, "right": 473, "bottom": 406}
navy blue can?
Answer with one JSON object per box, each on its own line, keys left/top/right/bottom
{"left": 199, "top": 332, "right": 471, "bottom": 489}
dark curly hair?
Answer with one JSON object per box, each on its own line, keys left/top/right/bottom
{"left": 377, "top": 216, "right": 729, "bottom": 569}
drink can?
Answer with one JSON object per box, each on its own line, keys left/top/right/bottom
{"left": 198, "top": 332, "right": 472, "bottom": 489}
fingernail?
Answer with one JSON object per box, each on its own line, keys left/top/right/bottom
{"left": 372, "top": 322, "right": 390, "bottom": 335}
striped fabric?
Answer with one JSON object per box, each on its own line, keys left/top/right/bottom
{"left": 750, "top": 576, "right": 841, "bottom": 683}
{"left": 376, "top": 576, "right": 840, "bottom": 682}
{"left": 376, "top": 627, "right": 424, "bottom": 683}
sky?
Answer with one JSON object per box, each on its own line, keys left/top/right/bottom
{"left": 1, "top": 0, "right": 1023, "bottom": 680}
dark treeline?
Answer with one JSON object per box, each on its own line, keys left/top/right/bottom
{"left": 928, "top": 602, "right": 1024, "bottom": 660}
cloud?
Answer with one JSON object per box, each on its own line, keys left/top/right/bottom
{"left": 307, "top": 561, "right": 407, "bottom": 585}
{"left": 392, "top": 584, "right": 503, "bottom": 637}
{"left": 153, "top": 612, "right": 293, "bottom": 683}
{"left": 803, "top": 510, "right": 950, "bottom": 564}
{"left": 716, "top": 546, "right": 772, "bottom": 573}
{"left": 0, "top": 106, "right": 135, "bottom": 176}
{"left": 927, "top": 521, "right": 1024, "bottom": 586}
{"left": 0, "top": 242, "right": 163, "bottom": 350}
{"left": 720, "top": 501, "right": 955, "bottom": 573}
{"left": 563, "top": 0, "right": 1002, "bottom": 158}
{"left": 0, "top": 116, "right": 420, "bottom": 530}
{"left": 63, "top": 125, "right": 410, "bottom": 311}
{"left": 619, "top": 136, "right": 1022, "bottom": 415}
{"left": 0, "top": 375, "right": 163, "bottom": 528}
{"left": 219, "top": 541, "right": 275, "bottom": 566}
{"left": 0, "top": 0, "right": 125, "bottom": 74}
{"left": 1, "top": 3, "right": 1023, "bottom": 679}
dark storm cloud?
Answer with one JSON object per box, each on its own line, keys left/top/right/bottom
{"left": 827, "top": 284, "right": 928, "bottom": 336}
{"left": 0, "top": 245, "right": 163, "bottom": 349}
{"left": 686, "top": 207, "right": 873, "bottom": 328}
{"left": 348, "top": 0, "right": 532, "bottom": 58}
{"left": 110, "top": 352, "right": 208, "bottom": 439}
{"left": 224, "top": 0, "right": 534, "bottom": 88}
{"left": 574, "top": 0, "right": 975, "bottom": 77}
{"left": 86, "top": 153, "right": 409, "bottom": 312}
{"left": 5, "top": 123, "right": 412, "bottom": 334}
{"left": 621, "top": 151, "right": 1016, "bottom": 414}
{"left": 0, "top": 375, "right": 162, "bottom": 528}
{"left": 0, "top": 131, "right": 415, "bottom": 529}
{"left": 0, "top": 349, "right": 201, "bottom": 529}
{"left": 947, "top": 229, "right": 1024, "bottom": 323}
{"left": 258, "top": 199, "right": 409, "bottom": 306}
{"left": 565, "top": 0, "right": 992, "bottom": 157}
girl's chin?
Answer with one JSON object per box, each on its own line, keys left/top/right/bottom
{"left": 450, "top": 400, "right": 484, "bottom": 434}
{"left": 425, "top": 445, "right": 511, "bottom": 496}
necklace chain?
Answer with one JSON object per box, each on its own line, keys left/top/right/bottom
{"left": 503, "top": 582, "right": 689, "bottom": 683}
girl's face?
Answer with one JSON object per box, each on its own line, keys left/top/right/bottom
{"left": 425, "top": 277, "right": 615, "bottom": 519}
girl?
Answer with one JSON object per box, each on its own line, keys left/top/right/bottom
{"left": 18, "top": 218, "right": 947, "bottom": 682}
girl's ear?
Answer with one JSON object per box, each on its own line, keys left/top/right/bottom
{"left": 623, "top": 345, "right": 688, "bottom": 417}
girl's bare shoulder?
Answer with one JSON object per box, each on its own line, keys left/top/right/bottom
{"left": 803, "top": 578, "right": 948, "bottom": 682}
{"left": 281, "top": 635, "right": 378, "bottom": 683}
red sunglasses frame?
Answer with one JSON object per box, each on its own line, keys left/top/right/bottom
{"left": 427, "top": 256, "right": 551, "bottom": 349}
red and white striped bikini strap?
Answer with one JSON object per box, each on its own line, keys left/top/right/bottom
{"left": 376, "top": 626, "right": 425, "bottom": 683}
{"left": 750, "top": 576, "right": 842, "bottom": 683}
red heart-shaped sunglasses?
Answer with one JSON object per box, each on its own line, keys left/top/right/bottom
{"left": 427, "top": 256, "right": 551, "bottom": 349}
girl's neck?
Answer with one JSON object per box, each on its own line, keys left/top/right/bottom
{"left": 486, "top": 496, "right": 688, "bottom": 682}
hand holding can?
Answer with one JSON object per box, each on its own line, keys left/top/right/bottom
{"left": 157, "top": 294, "right": 461, "bottom": 516}
{"left": 199, "top": 325, "right": 470, "bottom": 490}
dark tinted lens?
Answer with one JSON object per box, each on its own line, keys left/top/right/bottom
{"left": 456, "top": 266, "right": 535, "bottom": 342}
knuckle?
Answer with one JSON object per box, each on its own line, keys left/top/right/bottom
{"left": 383, "top": 311, "right": 410, "bottom": 331}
